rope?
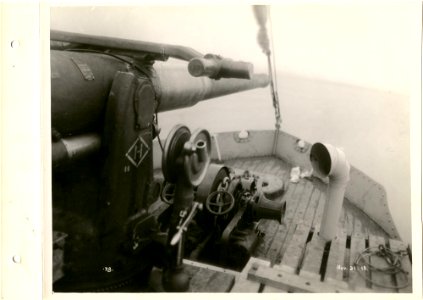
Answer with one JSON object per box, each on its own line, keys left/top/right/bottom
{"left": 354, "top": 244, "right": 410, "bottom": 290}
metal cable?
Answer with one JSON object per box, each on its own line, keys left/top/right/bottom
{"left": 268, "top": 8, "right": 282, "bottom": 129}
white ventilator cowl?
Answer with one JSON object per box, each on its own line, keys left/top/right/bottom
{"left": 310, "top": 143, "right": 350, "bottom": 241}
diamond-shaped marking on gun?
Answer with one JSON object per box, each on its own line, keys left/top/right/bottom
{"left": 125, "top": 136, "right": 150, "bottom": 168}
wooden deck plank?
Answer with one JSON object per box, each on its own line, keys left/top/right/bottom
{"left": 182, "top": 261, "right": 237, "bottom": 292}
{"left": 254, "top": 179, "right": 298, "bottom": 259}
{"left": 281, "top": 182, "right": 295, "bottom": 205}
{"left": 299, "top": 231, "right": 327, "bottom": 280}
{"left": 231, "top": 257, "right": 270, "bottom": 293}
{"left": 353, "top": 216, "right": 364, "bottom": 237}
{"left": 261, "top": 158, "right": 279, "bottom": 175}
{"left": 254, "top": 220, "right": 281, "bottom": 260}
{"left": 253, "top": 157, "right": 265, "bottom": 170}
{"left": 246, "top": 158, "right": 261, "bottom": 170}
{"left": 262, "top": 223, "right": 287, "bottom": 264}
{"left": 149, "top": 264, "right": 234, "bottom": 292}
{"left": 285, "top": 180, "right": 312, "bottom": 222}
{"left": 389, "top": 239, "right": 412, "bottom": 293}
{"left": 312, "top": 192, "right": 326, "bottom": 231}
{"left": 324, "top": 229, "right": 348, "bottom": 287}
{"left": 186, "top": 266, "right": 216, "bottom": 292}
{"left": 283, "top": 179, "right": 296, "bottom": 195}
{"left": 278, "top": 222, "right": 311, "bottom": 274}
{"left": 345, "top": 211, "right": 354, "bottom": 236}
{"left": 284, "top": 180, "right": 308, "bottom": 221}
{"left": 262, "top": 285, "right": 288, "bottom": 293}
{"left": 248, "top": 263, "right": 350, "bottom": 293}
{"left": 368, "top": 235, "right": 395, "bottom": 292}
{"left": 240, "top": 158, "right": 253, "bottom": 170}
{"left": 230, "top": 277, "right": 259, "bottom": 293}
{"left": 267, "top": 157, "right": 290, "bottom": 178}
{"left": 264, "top": 180, "right": 303, "bottom": 262}
{"left": 270, "top": 180, "right": 312, "bottom": 264}
{"left": 225, "top": 157, "right": 288, "bottom": 178}
{"left": 348, "top": 234, "right": 367, "bottom": 291}
{"left": 229, "top": 158, "right": 245, "bottom": 170}
{"left": 205, "top": 271, "right": 236, "bottom": 292}
{"left": 256, "top": 157, "right": 285, "bottom": 178}
{"left": 276, "top": 161, "right": 289, "bottom": 176}
{"left": 303, "top": 187, "right": 321, "bottom": 226}
{"left": 293, "top": 181, "right": 314, "bottom": 224}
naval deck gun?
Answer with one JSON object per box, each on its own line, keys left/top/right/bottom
{"left": 50, "top": 30, "right": 280, "bottom": 292}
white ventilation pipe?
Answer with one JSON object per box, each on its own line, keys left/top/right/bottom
{"left": 310, "top": 143, "right": 350, "bottom": 241}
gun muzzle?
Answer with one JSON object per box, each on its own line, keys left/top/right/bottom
{"left": 251, "top": 193, "right": 286, "bottom": 224}
{"left": 188, "top": 54, "right": 253, "bottom": 79}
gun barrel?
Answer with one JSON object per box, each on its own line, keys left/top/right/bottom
{"left": 51, "top": 50, "right": 269, "bottom": 135}
{"left": 154, "top": 63, "right": 270, "bottom": 112}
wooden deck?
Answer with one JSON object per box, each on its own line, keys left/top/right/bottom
{"left": 151, "top": 155, "right": 412, "bottom": 292}
{"left": 219, "top": 156, "right": 412, "bottom": 293}
{"left": 175, "top": 236, "right": 411, "bottom": 293}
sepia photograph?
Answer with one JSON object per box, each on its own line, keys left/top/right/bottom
{"left": 49, "top": 4, "right": 416, "bottom": 293}
{"left": 1, "top": 2, "right": 421, "bottom": 298}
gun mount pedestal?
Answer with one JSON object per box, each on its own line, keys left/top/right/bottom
{"left": 156, "top": 126, "right": 286, "bottom": 289}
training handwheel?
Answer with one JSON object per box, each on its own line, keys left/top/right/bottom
{"left": 162, "top": 124, "right": 191, "bottom": 183}
{"left": 205, "top": 190, "right": 235, "bottom": 215}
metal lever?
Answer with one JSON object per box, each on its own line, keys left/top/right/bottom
{"left": 170, "top": 202, "right": 203, "bottom": 246}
